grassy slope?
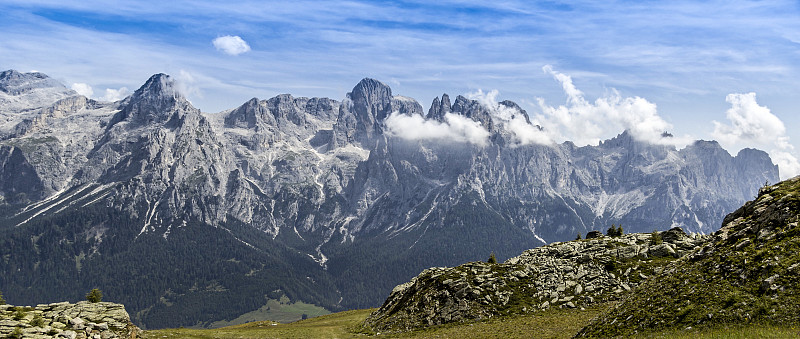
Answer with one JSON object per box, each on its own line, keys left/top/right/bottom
{"left": 142, "top": 306, "right": 798, "bottom": 339}
{"left": 577, "top": 178, "right": 800, "bottom": 337}
{"left": 208, "top": 295, "right": 330, "bottom": 328}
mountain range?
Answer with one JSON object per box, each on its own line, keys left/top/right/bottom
{"left": 0, "top": 70, "right": 778, "bottom": 328}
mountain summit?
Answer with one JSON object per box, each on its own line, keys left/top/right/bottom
{"left": 0, "top": 71, "right": 779, "bottom": 328}
{"left": 110, "top": 73, "right": 196, "bottom": 127}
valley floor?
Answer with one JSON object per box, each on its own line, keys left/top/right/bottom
{"left": 140, "top": 306, "right": 799, "bottom": 338}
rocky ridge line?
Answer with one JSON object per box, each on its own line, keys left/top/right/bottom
{"left": 0, "top": 301, "right": 140, "bottom": 339}
{"left": 364, "top": 227, "right": 707, "bottom": 332}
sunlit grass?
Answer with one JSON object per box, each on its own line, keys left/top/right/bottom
{"left": 142, "top": 307, "right": 799, "bottom": 339}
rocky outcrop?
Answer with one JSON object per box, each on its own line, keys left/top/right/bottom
{"left": 364, "top": 228, "right": 707, "bottom": 332}
{"left": 578, "top": 176, "right": 800, "bottom": 337}
{"left": 0, "top": 301, "right": 140, "bottom": 339}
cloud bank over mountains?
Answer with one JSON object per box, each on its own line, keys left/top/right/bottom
{"left": 385, "top": 112, "right": 491, "bottom": 146}
{"left": 713, "top": 93, "right": 800, "bottom": 180}
{"left": 385, "top": 66, "right": 799, "bottom": 179}
{"left": 536, "top": 65, "right": 687, "bottom": 147}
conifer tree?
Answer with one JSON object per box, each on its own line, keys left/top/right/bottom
{"left": 576, "top": 233, "right": 582, "bottom": 240}
{"left": 487, "top": 252, "right": 497, "bottom": 264}
{"left": 86, "top": 288, "right": 103, "bottom": 303}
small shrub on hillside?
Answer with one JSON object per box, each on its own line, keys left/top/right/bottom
{"left": 86, "top": 288, "right": 103, "bottom": 303}
{"left": 488, "top": 252, "right": 497, "bottom": 264}
{"left": 0, "top": 289, "right": 5, "bottom": 305}
{"left": 13, "top": 307, "right": 26, "bottom": 320}
{"left": 650, "top": 231, "right": 663, "bottom": 245}
{"left": 9, "top": 327, "right": 23, "bottom": 339}
{"left": 576, "top": 233, "right": 582, "bottom": 240}
{"left": 604, "top": 259, "right": 618, "bottom": 272}
{"left": 31, "top": 314, "right": 45, "bottom": 327}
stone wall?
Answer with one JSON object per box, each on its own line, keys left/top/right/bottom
{"left": 0, "top": 301, "right": 141, "bottom": 339}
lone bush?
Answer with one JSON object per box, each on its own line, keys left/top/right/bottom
{"left": 650, "top": 231, "right": 663, "bottom": 245}
{"left": 575, "top": 233, "right": 582, "bottom": 240}
{"left": 31, "top": 314, "right": 45, "bottom": 327}
{"left": 13, "top": 307, "right": 26, "bottom": 320}
{"left": 487, "top": 252, "right": 497, "bottom": 264}
{"left": 86, "top": 288, "right": 103, "bottom": 303}
{"left": 0, "top": 289, "right": 5, "bottom": 305}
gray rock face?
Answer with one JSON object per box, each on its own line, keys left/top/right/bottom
{"left": 0, "top": 301, "right": 140, "bottom": 339}
{"left": 0, "top": 72, "right": 776, "bottom": 239}
{"left": 0, "top": 70, "right": 76, "bottom": 113}
{"left": 0, "top": 71, "right": 780, "bottom": 323}
{"left": 364, "top": 229, "right": 708, "bottom": 332}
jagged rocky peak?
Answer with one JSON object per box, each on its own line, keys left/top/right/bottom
{"left": 597, "top": 130, "right": 671, "bottom": 156}
{"left": 299, "top": 96, "right": 340, "bottom": 121}
{"left": 225, "top": 97, "right": 270, "bottom": 128}
{"left": 266, "top": 93, "right": 307, "bottom": 126}
{"left": 425, "top": 93, "right": 495, "bottom": 131}
{"left": 224, "top": 94, "right": 341, "bottom": 130}
{"left": 499, "top": 100, "right": 531, "bottom": 124}
{"left": 451, "top": 95, "right": 494, "bottom": 131}
{"left": 334, "top": 78, "right": 422, "bottom": 145}
{"left": 111, "top": 73, "right": 197, "bottom": 127}
{"left": 348, "top": 77, "right": 394, "bottom": 123}
{"left": 426, "top": 93, "right": 452, "bottom": 121}
{"left": 735, "top": 148, "right": 778, "bottom": 176}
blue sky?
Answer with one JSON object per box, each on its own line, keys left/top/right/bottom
{"left": 2, "top": 0, "right": 799, "bottom": 177}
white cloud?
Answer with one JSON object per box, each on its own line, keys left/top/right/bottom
{"left": 71, "top": 83, "right": 93, "bottom": 97}
{"left": 72, "top": 82, "right": 131, "bottom": 102}
{"left": 712, "top": 93, "right": 788, "bottom": 148}
{"left": 712, "top": 92, "right": 799, "bottom": 179}
{"left": 384, "top": 112, "right": 490, "bottom": 146}
{"left": 536, "top": 65, "right": 689, "bottom": 147}
{"left": 100, "top": 87, "right": 129, "bottom": 101}
{"left": 212, "top": 35, "right": 251, "bottom": 56}
{"left": 175, "top": 69, "right": 202, "bottom": 101}
{"left": 468, "top": 89, "right": 552, "bottom": 146}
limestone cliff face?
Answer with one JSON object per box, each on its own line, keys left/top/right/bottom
{"left": 0, "top": 301, "right": 141, "bottom": 339}
{"left": 0, "top": 70, "right": 780, "bottom": 327}
{"left": 0, "top": 71, "right": 778, "bottom": 241}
